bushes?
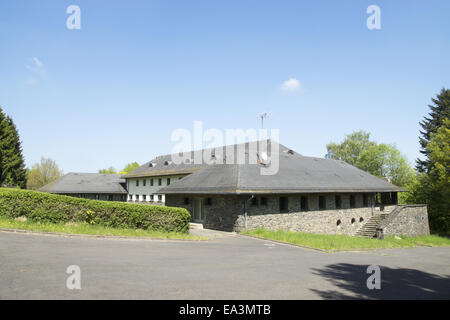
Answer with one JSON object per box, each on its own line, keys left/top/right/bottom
{"left": 0, "top": 188, "right": 190, "bottom": 233}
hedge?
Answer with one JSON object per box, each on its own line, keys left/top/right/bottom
{"left": 0, "top": 188, "right": 191, "bottom": 233}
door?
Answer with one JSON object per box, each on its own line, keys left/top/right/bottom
{"left": 193, "top": 198, "right": 204, "bottom": 222}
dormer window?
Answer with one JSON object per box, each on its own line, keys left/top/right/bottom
{"left": 149, "top": 162, "right": 156, "bottom": 168}
{"left": 164, "top": 160, "right": 172, "bottom": 166}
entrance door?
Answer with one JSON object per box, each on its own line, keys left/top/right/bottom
{"left": 193, "top": 198, "right": 204, "bottom": 222}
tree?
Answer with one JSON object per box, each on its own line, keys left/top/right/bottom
{"left": 119, "top": 162, "right": 139, "bottom": 174}
{"left": 326, "top": 131, "right": 376, "bottom": 166}
{"left": 27, "top": 157, "right": 63, "bottom": 190}
{"left": 326, "top": 131, "right": 414, "bottom": 188}
{"left": 417, "top": 88, "right": 450, "bottom": 173}
{"left": 422, "top": 118, "right": 450, "bottom": 233}
{"left": 0, "top": 107, "right": 27, "bottom": 188}
{"left": 357, "top": 144, "right": 415, "bottom": 187}
{"left": 98, "top": 167, "right": 117, "bottom": 174}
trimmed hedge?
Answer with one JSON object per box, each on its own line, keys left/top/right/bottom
{"left": 0, "top": 188, "right": 190, "bottom": 233}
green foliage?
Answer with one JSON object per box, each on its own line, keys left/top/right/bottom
{"left": 0, "top": 107, "right": 27, "bottom": 188}
{"left": 417, "top": 118, "right": 450, "bottom": 233}
{"left": 27, "top": 157, "right": 63, "bottom": 190}
{"left": 0, "top": 188, "right": 191, "bottom": 233}
{"left": 121, "top": 162, "right": 139, "bottom": 174}
{"left": 417, "top": 88, "right": 450, "bottom": 173}
{"left": 99, "top": 162, "right": 139, "bottom": 175}
{"left": 326, "top": 130, "right": 414, "bottom": 188}
{"left": 326, "top": 131, "right": 375, "bottom": 166}
{"left": 98, "top": 167, "right": 117, "bottom": 174}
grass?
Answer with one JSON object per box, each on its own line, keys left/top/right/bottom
{"left": 242, "top": 228, "right": 450, "bottom": 252}
{"left": 0, "top": 217, "right": 206, "bottom": 240}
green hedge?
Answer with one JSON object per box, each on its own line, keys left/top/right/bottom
{"left": 0, "top": 188, "right": 190, "bottom": 233}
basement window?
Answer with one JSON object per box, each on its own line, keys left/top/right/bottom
{"left": 319, "top": 196, "right": 326, "bottom": 210}
{"left": 350, "top": 195, "right": 356, "bottom": 208}
{"left": 363, "top": 194, "right": 368, "bottom": 207}
{"left": 261, "top": 197, "right": 268, "bottom": 206}
{"left": 335, "top": 195, "right": 341, "bottom": 209}
{"left": 300, "top": 196, "right": 308, "bottom": 211}
{"left": 279, "top": 197, "right": 288, "bottom": 213}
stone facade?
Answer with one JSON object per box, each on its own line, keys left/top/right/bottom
{"left": 380, "top": 205, "right": 430, "bottom": 237}
{"left": 166, "top": 193, "right": 429, "bottom": 236}
{"left": 60, "top": 193, "right": 126, "bottom": 202}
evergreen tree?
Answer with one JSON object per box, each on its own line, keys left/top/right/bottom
{"left": 417, "top": 88, "right": 450, "bottom": 173}
{"left": 0, "top": 107, "right": 27, "bottom": 188}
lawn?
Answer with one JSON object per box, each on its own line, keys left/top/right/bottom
{"left": 242, "top": 228, "right": 450, "bottom": 252}
{"left": 0, "top": 217, "right": 206, "bottom": 240}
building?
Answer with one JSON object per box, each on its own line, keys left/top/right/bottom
{"left": 38, "top": 172, "right": 128, "bottom": 201}
{"left": 123, "top": 140, "right": 429, "bottom": 236}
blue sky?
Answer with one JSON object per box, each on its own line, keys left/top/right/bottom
{"left": 1, "top": 0, "right": 449, "bottom": 173}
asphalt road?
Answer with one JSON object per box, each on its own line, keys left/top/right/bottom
{"left": 0, "top": 230, "right": 449, "bottom": 299}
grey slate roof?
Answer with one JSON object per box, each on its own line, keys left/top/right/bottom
{"left": 39, "top": 173, "right": 128, "bottom": 194}
{"left": 122, "top": 140, "right": 294, "bottom": 179}
{"left": 124, "top": 140, "right": 405, "bottom": 195}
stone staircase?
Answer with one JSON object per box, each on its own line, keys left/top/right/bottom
{"left": 355, "top": 212, "right": 390, "bottom": 238}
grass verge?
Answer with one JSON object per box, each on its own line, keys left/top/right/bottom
{"left": 0, "top": 217, "right": 206, "bottom": 240}
{"left": 242, "top": 228, "right": 450, "bottom": 252}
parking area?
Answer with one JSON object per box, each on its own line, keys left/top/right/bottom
{"left": 0, "top": 230, "right": 449, "bottom": 299}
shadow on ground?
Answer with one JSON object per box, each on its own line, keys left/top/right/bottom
{"left": 310, "top": 263, "right": 450, "bottom": 299}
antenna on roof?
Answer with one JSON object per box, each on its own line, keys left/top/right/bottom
{"left": 258, "top": 112, "right": 268, "bottom": 129}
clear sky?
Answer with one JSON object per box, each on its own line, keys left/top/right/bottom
{"left": 1, "top": 0, "right": 449, "bottom": 173}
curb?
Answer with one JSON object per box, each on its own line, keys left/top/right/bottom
{"left": 238, "top": 233, "right": 329, "bottom": 252}
{"left": 0, "top": 227, "right": 208, "bottom": 242}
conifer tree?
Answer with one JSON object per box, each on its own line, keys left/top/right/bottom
{"left": 0, "top": 107, "right": 27, "bottom": 188}
{"left": 417, "top": 88, "right": 450, "bottom": 173}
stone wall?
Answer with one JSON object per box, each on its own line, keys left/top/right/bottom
{"left": 235, "top": 205, "right": 396, "bottom": 235}
{"left": 381, "top": 205, "right": 430, "bottom": 237}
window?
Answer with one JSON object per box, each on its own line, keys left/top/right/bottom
{"left": 95, "top": 195, "right": 99, "bottom": 200}
{"left": 350, "top": 195, "right": 356, "bottom": 208}
{"left": 261, "top": 197, "right": 268, "bottom": 206}
{"left": 143, "top": 195, "right": 146, "bottom": 201}
{"left": 167, "top": 178, "right": 171, "bottom": 185}
{"left": 184, "top": 197, "right": 190, "bottom": 205}
{"left": 300, "top": 196, "right": 308, "bottom": 211}
{"left": 363, "top": 194, "right": 368, "bottom": 207}
{"left": 158, "top": 178, "right": 162, "bottom": 186}
{"left": 143, "top": 179, "right": 146, "bottom": 186}
{"left": 319, "top": 196, "right": 326, "bottom": 210}
{"left": 129, "top": 195, "right": 132, "bottom": 200}
{"left": 335, "top": 195, "right": 341, "bottom": 209}
{"left": 279, "top": 197, "right": 288, "bottom": 213}
{"left": 158, "top": 195, "right": 162, "bottom": 202}
{"left": 150, "top": 179, "right": 154, "bottom": 186}
{"left": 108, "top": 195, "right": 113, "bottom": 201}
{"left": 150, "top": 195, "right": 154, "bottom": 201}
{"left": 206, "top": 198, "right": 212, "bottom": 206}
{"left": 135, "top": 195, "right": 139, "bottom": 201}
{"left": 251, "top": 197, "right": 258, "bottom": 206}
{"left": 136, "top": 180, "right": 139, "bottom": 187}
